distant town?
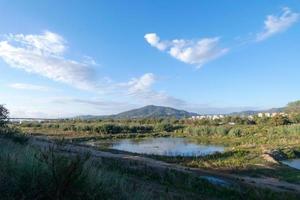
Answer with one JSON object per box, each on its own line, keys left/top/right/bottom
{"left": 190, "top": 112, "right": 287, "bottom": 120}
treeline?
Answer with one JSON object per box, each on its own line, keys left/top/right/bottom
{"left": 20, "top": 122, "right": 184, "bottom": 134}
{"left": 15, "top": 114, "right": 300, "bottom": 136}
{"left": 182, "top": 124, "right": 300, "bottom": 137}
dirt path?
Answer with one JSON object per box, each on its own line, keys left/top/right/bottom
{"left": 28, "top": 136, "right": 300, "bottom": 194}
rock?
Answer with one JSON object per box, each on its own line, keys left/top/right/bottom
{"left": 261, "top": 153, "right": 279, "bottom": 164}
{"left": 262, "top": 149, "right": 289, "bottom": 163}
{"left": 269, "top": 149, "right": 288, "bottom": 160}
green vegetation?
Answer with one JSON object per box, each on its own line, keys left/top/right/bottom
{"left": 16, "top": 118, "right": 183, "bottom": 140}
{"left": 3, "top": 103, "right": 300, "bottom": 199}
{"left": 2, "top": 135, "right": 296, "bottom": 199}
{"left": 14, "top": 117, "right": 300, "bottom": 186}
{"left": 180, "top": 124, "right": 300, "bottom": 148}
{"left": 0, "top": 104, "right": 9, "bottom": 128}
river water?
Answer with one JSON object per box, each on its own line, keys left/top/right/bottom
{"left": 282, "top": 159, "right": 300, "bottom": 170}
{"left": 89, "top": 137, "right": 224, "bottom": 156}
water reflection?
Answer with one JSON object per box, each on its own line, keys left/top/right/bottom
{"left": 91, "top": 137, "right": 224, "bottom": 156}
{"left": 282, "top": 159, "right": 300, "bottom": 170}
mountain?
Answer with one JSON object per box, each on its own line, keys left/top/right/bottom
{"left": 76, "top": 105, "right": 198, "bottom": 119}
{"left": 113, "top": 105, "right": 197, "bottom": 119}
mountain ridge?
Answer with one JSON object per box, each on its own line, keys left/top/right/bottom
{"left": 76, "top": 105, "right": 197, "bottom": 119}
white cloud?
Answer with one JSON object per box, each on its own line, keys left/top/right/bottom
{"left": 168, "top": 38, "right": 228, "bottom": 67}
{"left": 8, "top": 83, "right": 51, "bottom": 91}
{"left": 120, "top": 73, "right": 186, "bottom": 107}
{"left": 144, "top": 33, "right": 168, "bottom": 51}
{"left": 0, "top": 31, "right": 241, "bottom": 117}
{"left": 256, "top": 7, "right": 299, "bottom": 41}
{"left": 0, "top": 31, "right": 97, "bottom": 90}
{"left": 127, "top": 73, "right": 156, "bottom": 94}
{"left": 144, "top": 33, "right": 228, "bottom": 68}
{"left": 8, "top": 31, "right": 66, "bottom": 55}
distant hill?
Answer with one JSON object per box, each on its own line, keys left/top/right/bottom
{"left": 113, "top": 105, "right": 197, "bottom": 119}
{"left": 229, "top": 107, "right": 284, "bottom": 116}
{"left": 76, "top": 105, "right": 197, "bottom": 119}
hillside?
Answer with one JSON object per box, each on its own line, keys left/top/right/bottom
{"left": 76, "top": 105, "right": 197, "bottom": 119}
{"left": 113, "top": 105, "right": 197, "bottom": 119}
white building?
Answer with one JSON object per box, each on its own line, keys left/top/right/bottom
{"left": 258, "top": 113, "right": 264, "bottom": 118}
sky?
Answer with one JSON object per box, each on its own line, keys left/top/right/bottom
{"left": 0, "top": 0, "right": 300, "bottom": 118}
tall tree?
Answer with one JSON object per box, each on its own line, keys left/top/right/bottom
{"left": 0, "top": 105, "right": 9, "bottom": 127}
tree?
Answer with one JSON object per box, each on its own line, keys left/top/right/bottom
{"left": 0, "top": 105, "right": 9, "bottom": 128}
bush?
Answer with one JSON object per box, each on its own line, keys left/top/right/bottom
{"left": 271, "top": 115, "right": 290, "bottom": 126}
{"left": 183, "top": 126, "right": 213, "bottom": 136}
{"left": 155, "top": 123, "right": 176, "bottom": 132}
{"left": 216, "top": 126, "right": 231, "bottom": 135}
{"left": 228, "top": 128, "right": 242, "bottom": 137}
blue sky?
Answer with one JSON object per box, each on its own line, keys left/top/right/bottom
{"left": 0, "top": 0, "right": 300, "bottom": 117}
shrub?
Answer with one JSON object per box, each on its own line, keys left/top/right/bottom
{"left": 216, "top": 126, "right": 231, "bottom": 135}
{"left": 228, "top": 128, "right": 242, "bottom": 137}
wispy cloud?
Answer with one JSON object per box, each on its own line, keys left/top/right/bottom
{"left": 256, "top": 7, "right": 299, "bottom": 41}
{"left": 144, "top": 33, "right": 229, "bottom": 68}
{"left": 52, "top": 97, "right": 138, "bottom": 114}
{"left": 42, "top": 71, "right": 184, "bottom": 112}
{"left": 0, "top": 31, "right": 97, "bottom": 90}
{"left": 8, "top": 83, "right": 51, "bottom": 91}
{"left": 120, "top": 73, "right": 187, "bottom": 107}
{"left": 126, "top": 73, "right": 156, "bottom": 95}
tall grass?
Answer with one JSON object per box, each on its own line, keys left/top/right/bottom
{"left": 0, "top": 141, "right": 106, "bottom": 199}
{"left": 0, "top": 139, "right": 174, "bottom": 200}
